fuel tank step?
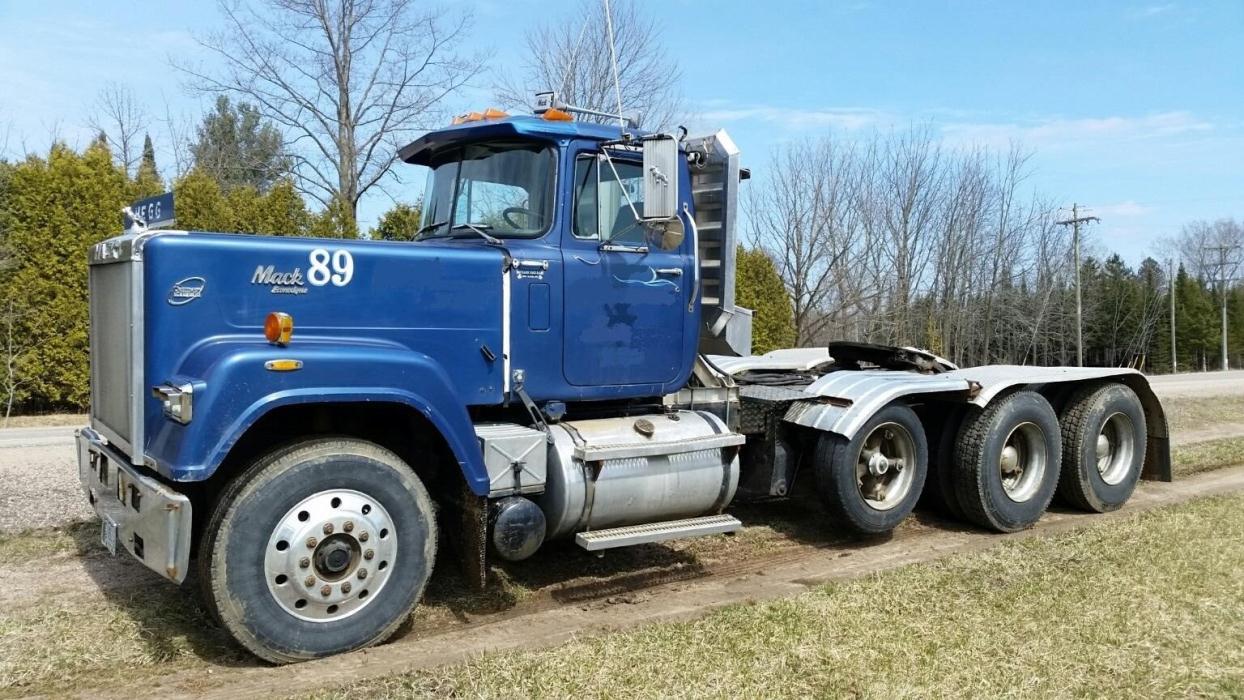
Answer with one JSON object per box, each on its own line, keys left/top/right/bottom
{"left": 574, "top": 514, "right": 742, "bottom": 551}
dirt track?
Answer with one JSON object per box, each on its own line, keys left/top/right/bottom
{"left": 86, "top": 465, "right": 1244, "bottom": 699}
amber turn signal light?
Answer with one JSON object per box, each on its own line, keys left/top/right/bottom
{"left": 264, "top": 312, "right": 294, "bottom": 345}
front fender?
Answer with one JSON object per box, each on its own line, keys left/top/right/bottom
{"left": 145, "top": 338, "right": 490, "bottom": 494}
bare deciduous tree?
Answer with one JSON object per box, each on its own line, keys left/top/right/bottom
{"left": 1, "top": 301, "right": 25, "bottom": 426}
{"left": 494, "top": 0, "right": 682, "bottom": 129}
{"left": 179, "top": 0, "right": 482, "bottom": 225}
{"left": 89, "top": 83, "right": 148, "bottom": 176}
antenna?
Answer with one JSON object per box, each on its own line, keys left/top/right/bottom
{"left": 602, "top": 0, "right": 625, "bottom": 128}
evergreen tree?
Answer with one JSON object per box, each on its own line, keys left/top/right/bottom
{"left": 190, "top": 96, "right": 288, "bottom": 194}
{"left": 258, "top": 179, "right": 312, "bottom": 236}
{"left": 0, "top": 141, "right": 128, "bottom": 409}
{"left": 133, "top": 134, "right": 164, "bottom": 200}
{"left": 173, "top": 169, "right": 231, "bottom": 231}
{"left": 1173, "top": 265, "right": 1217, "bottom": 370}
{"left": 173, "top": 169, "right": 309, "bottom": 236}
{"left": 373, "top": 203, "right": 423, "bottom": 241}
{"left": 308, "top": 196, "right": 359, "bottom": 239}
{"left": 735, "top": 245, "right": 795, "bottom": 354}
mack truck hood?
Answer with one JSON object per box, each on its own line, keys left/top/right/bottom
{"left": 138, "top": 231, "right": 509, "bottom": 409}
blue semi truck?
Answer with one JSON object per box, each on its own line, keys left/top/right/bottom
{"left": 77, "top": 93, "right": 1171, "bottom": 663}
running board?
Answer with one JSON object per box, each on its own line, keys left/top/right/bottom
{"left": 574, "top": 514, "right": 743, "bottom": 551}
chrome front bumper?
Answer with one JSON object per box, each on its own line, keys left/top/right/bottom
{"left": 76, "top": 426, "right": 192, "bottom": 582}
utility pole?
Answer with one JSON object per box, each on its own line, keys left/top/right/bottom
{"left": 1206, "top": 244, "right": 1240, "bottom": 371}
{"left": 1168, "top": 258, "right": 1177, "bottom": 373}
{"left": 1057, "top": 204, "right": 1100, "bottom": 367}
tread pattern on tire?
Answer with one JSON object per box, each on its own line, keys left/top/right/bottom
{"left": 198, "top": 437, "right": 437, "bottom": 664}
{"left": 952, "top": 391, "right": 1060, "bottom": 532}
{"left": 1056, "top": 382, "right": 1147, "bottom": 512}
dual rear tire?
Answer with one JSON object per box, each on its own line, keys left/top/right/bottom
{"left": 818, "top": 384, "right": 1147, "bottom": 536}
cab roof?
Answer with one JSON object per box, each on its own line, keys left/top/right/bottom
{"left": 398, "top": 115, "right": 645, "bottom": 166}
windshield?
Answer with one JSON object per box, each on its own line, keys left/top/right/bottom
{"left": 420, "top": 141, "right": 555, "bottom": 238}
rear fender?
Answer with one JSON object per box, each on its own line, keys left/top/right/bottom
{"left": 144, "top": 339, "right": 491, "bottom": 494}
{"left": 782, "top": 365, "right": 1171, "bottom": 482}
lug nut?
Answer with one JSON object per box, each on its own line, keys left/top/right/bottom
{"left": 343, "top": 520, "right": 354, "bottom": 533}
{"left": 323, "top": 523, "right": 334, "bottom": 535}
{"left": 358, "top": 531, "right": 369, "bottom": 542}
{"left": 357, "top": 568, "right": 368, "bottom": 580}
{"left": 341, "top": 581, "right": 352, "bottom": 594}
{"left": 364, "top": 549, "right": 374, "bottom": 560}
{"left": 306, "top": 536, "right": 318, "bottom": 549}
{"left": 304, "top": 575, "right": 316, "bottom": 587}
{"left": 320, "top": 584, "right": 332, "bottom": 597}
{"left": 299, "top": 557, "right": 310, "bottom": 569}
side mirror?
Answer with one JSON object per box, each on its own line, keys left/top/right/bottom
{"left": 642, "top": 135, "right": 679, "bottom": 221}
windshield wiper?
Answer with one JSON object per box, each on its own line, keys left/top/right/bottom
{"left": 415, "top": 219, "right": 448, "bottom": 239}
{"left": 450, "top": 222, "right": 503, "bottom": 246}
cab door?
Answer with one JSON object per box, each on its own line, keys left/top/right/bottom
{"left": 561, "top": 149, "right": 689, "bottom": 387}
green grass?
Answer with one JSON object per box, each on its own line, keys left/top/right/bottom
{"left": 0, "top": 520, "right": 97, "bottom": 562}
{"left": 323, "top": 495, "right": 1244, "bottom": 699}
{"left": 1173, "top": 436, "right": 1244, "bottom": 477}
{"left": 0, "top": 585, "right": 244, "bottom": 695}
{"left": 1163, "top": 394, "right": 1244, "bottom": 435}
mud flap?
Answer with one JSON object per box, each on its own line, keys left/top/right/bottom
{"left": 449, "top": 480, "right": 489, "bottom": 591}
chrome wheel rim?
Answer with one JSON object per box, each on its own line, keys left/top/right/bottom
{"left": 999, "top": 421, "right": 1046, "bottom": 502}
{"left": 855, "top": 422, "right": 917, "bottom": 511}
{"left": 264, "top": 489, "right": 397, "bottom": 622}
{"left": 1096, "top": 412, "right": 1135, "bottom": 485}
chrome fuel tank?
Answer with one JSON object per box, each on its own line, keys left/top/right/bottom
{"left": 538, "top": 410, "right": 744, "bottom": 539}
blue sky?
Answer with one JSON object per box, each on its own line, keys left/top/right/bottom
{"left": 2, "top": 0, "right": 1242, "bottom": 264}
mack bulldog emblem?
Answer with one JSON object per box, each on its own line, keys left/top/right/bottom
{"left": 167, "top": 276, "right": 206, "bottom": 305}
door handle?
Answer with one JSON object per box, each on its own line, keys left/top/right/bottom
{"left": 655, "top": 268, "right": 683, "bottom": 277}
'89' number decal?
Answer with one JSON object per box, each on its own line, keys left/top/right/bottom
{"left": 308, "top": 248, "right": 354, "bottom": 286}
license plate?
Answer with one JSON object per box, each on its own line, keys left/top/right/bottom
{"left": 100, "top": 516, "right": 118, "bottom": 555}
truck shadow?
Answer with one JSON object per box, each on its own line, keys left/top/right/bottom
{"left": 69, "top": 521, "right": 256, "bottom": 669}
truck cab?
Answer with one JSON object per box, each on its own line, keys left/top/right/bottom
{"left": 399, "top": 116, "right": 702, "bottom": 399}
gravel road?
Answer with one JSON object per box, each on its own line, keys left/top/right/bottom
{"left": 3, "top": 369, "right": 1243, "bottom": 534}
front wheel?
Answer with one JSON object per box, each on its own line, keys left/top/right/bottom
{"left": 814, "top": 403, "right": 929, "bottom": 535}
{"left": 199, "top": 438, "right": 437, "bottom": 664}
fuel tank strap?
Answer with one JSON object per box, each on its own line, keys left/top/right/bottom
{"left": 573, "top": 432, "right": 745, "bottom": 462}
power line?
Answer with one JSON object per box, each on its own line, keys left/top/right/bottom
{"left": 1205, "top": 244, "right": 1241, "bottom": 371}
{"left": 1056, "top": 203, "right": 1101, "bottom": 367}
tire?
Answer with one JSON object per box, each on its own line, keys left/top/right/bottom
{"left": 953, "top": 391, "right": 1061, "bottom": 533}
{"left": 814, "top": 403, "right": 929, "bottom": 535}
{"left": 1057, "top": 383, "right": 1147, "bottom": 512}
{"left": 198, "top": 438, "right": 437, "bottom": 664}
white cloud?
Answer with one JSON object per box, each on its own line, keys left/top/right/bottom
{"left": 1128, "top": 3, "right": 1177, "bottom": 19}
{"left": 940, "top": 112, "right": 1212, "bottom": 150}
{"left": 696, "top": 105, "right": 888, "bottom": 132}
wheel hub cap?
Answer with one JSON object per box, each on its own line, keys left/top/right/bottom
{"left": 1096, "top": 412, "right": 1136, "bottom": 485}
{"left": 855, "top": 422, "right": 916, "bottom": 511}
{"left": 264, "top": 489, "right": 397, "bottom": 622}
{"left": 1000, "top": 422, "right": 1047, "bottom": 503}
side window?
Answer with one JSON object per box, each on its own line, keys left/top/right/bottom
{"left": 573, "top": 156, "right": 598, "bottom": 239}
{"left": 572, "top": 154, "right": 645, "bottom": 242}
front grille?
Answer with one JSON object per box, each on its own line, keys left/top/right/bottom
{"left": 89, "top": 260, "right": 137, "bottom": 448}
